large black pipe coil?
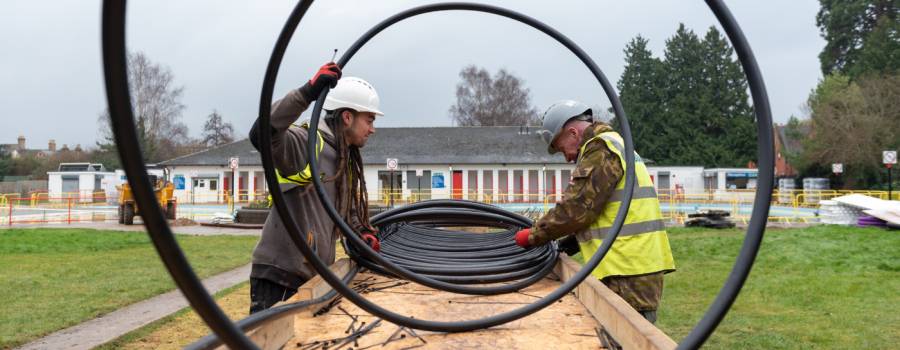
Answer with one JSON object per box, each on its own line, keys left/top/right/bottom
{"left": 344, "top": 200, "right": 559, "bottom": 289}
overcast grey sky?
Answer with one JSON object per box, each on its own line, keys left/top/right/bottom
{"left": 1, "top": 0, "right": 824, "bottom": 149}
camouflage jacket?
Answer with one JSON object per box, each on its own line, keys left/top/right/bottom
{"left": 529, "top": 122, "right": 624, "bottom": 246}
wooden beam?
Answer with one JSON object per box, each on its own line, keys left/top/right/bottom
{"left": 554, "top": 255, "right": 677, "bottom": 350}
{"left": 216, "top": 259, "right": 354, "bottom": 350}
{"left": 296, "top": 258, "right": 353, "bottom": 301}
{"left": 235, "top": 316, "right": 294, "bottom": 350}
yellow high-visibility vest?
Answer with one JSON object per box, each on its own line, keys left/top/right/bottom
{"left": 274, "top": 123, "right": 326, "bottom": 192}
{"left": 575, "top": 131, "right": 675, "bottom": 280}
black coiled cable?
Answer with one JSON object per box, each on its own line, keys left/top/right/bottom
{"left": 344, "top": 200, "right": 559, "bottom": 288}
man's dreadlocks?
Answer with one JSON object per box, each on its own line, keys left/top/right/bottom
{"left": 322, "top": 109, "right": 373, "bottom": 236}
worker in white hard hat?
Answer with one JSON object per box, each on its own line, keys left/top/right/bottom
{"left": 247, "top": 62, "right": 383, "bottom": 313}
{"left": 514, "top": 100, "right": 675, "bottom": 323}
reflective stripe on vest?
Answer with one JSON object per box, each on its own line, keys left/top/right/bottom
{"left": 275, "top": 123, "right": 325, "bottom": 192}
{"left": 575, "top": 131, "right": 675, "bottom": 280}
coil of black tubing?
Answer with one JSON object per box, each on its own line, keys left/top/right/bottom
{"left": 100, "top": 0, "right": 773, "bottom": 348}
{"left": 344, "top": 202, "right": 559, "bottom": 285}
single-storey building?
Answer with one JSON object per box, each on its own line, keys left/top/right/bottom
{"left": 159, "top": 126, "right": 756, "bottom": 204}
{"left": 47, "top": 163, "right": 116, "bottom": 203}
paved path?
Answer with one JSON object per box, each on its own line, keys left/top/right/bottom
{"left": 1, "top": 221, "right": 261, "bottom": 236}
{"left": 15, "top": 264, "right": 252, "bottom": 350}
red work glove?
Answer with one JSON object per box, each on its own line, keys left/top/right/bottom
{"left": 515, "top": 228, "right": 532, "bottom": 248}
{"left": 361, "top": 231, "right": 380, "bottom": 252}
{"left": 308, "top": 62, "right": 342, "bottom": 96}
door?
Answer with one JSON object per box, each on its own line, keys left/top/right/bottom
{"left": 452, "top": 171, "right": 463, "bottom": 200}
{"left": 467, "top": 170, "right": 478, "bottom": 200}
{"left": 513, "top": 170, "right": 523, "bottom": 202}
{"left": 528, "top": 170, "right": 539, "bottom": 202}
{"left": 62, "top": 175, "right": 79, "bottom": 198}
{"left": 544, "top": 170, "right": 556, "bottom": 200}
{"left": 498, "top": 170, "right": 508, "bottom": 203}
{"left": 482, "top": 170, "right": 494, "bottom": 202}
{"left": 657, "top": 172, "right": 671, "bottom": 195}
{"left": 406, "top": 170, "right": 431, "bottom": 201}
{"left": 378, "top": 171, "right": 402, "bottom": 203}
{"left": 238, "top": 171, "right": 248, "bottom": 202}
{"left": 223, "top": 175, "right": 231, "bottom": 203}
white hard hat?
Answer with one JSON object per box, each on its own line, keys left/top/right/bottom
{"left": 323, "top": 77, "right": 384, "bottom": 116}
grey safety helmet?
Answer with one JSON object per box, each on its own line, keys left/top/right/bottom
{"left": 539, "top": 100, "right": 593, "bottom": 154}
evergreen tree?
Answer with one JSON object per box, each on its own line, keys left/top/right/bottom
{"left": 661, "top": 24, "right": 710, "bottom": 166}
{"left": 616, "top": 35, "right": 666, "bottom": 162}
{"left": 849, "top": 15, "right": 900, "bottom": 78}
{"left": 817, "top": 0, "right": 898, "bottom": 78}
{"left": 701, "top": 26, "right": 756, "bottom": 167}
{"left": 617, "top": 25, "right": 756, "bottom": 167}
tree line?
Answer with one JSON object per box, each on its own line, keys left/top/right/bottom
{"left": 0, "top": 51, "right": 235, "bottom": 180}
{"left": 447, "top": 25, "right": 757, "bottom": 168}
{"left": 615, "top": 24, "right": 756, "bottom": 168}
{"left": 787, "top": 0, "right": 898, "bottom": 189}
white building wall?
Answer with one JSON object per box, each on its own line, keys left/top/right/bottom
{"left": 46, "top": 171, "right": 115, "bottom": 203}
{"left": 167, "top": 165, "right": 234, "bottom": 203}
{"left": 47, "top": 174, "right": 62, "bottom": 198}
{"left": 647, "top": 166, "right": 705, "bottom": 193}
{"left": 362, "top": 163, "right": 576, "bottom": 203}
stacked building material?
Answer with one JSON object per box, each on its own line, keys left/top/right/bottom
{"left": 821, "top": 194, "right": 900, "bottom": 227}
{"left": 857, "top": 215, "right": 887, "bottom": 228}
{"left": 818, "top": 200, "right": 864, "bottom": 225}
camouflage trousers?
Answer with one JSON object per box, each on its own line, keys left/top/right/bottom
{"left": 601, "top": 272, "right": 665, "bottom": 323}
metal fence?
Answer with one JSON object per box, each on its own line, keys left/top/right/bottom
{"left": 2, "top": 189, "right": 896, "bottom": 227}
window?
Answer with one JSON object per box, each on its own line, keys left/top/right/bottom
{"left": 209, "top": 179, "right": 218, "bottom": 190}
{"left": 498, "top": 170, "right": 509, "bottom": 202}
{"left": 482, "top": 170, "right": 493, "bottom": 199}
{"left": 467, "top": 170, "right": 478, "bottom": 199}
{"left": 528, "top": 170, "right": 539, "bottom": 200}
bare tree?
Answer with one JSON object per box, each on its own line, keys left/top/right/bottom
{"left": 449, "top": 65, "right": 539, "bottom": 126}
{"left": 800, "top": 73, "right": 900, "bottom": 187}
{"left": 201, "top": 110, "right": 235, "bottom": 147}
{"left": 96, "top": 51, "right": 188, "bottom": 165}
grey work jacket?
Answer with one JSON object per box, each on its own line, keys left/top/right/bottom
{"left": 249, "top": 88, "right": 341, "bottom": 289}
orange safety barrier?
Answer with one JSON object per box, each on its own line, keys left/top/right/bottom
{"left": 1, "top": 196, "right": 116, "bottom": 226}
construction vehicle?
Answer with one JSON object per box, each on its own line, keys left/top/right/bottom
{"left": 117, "top": 172, "right": 176, "bottom": 225}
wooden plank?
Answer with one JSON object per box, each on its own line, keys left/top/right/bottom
{"left": 216, "top": 259, "right": 352, "bottom": 350}
{"left": 236, "top": 316, "right": 294, "bottom": 350}
{"left": 288, "top": 271, "right": 603, "bottom": 349}
{"left": 295, "top": 258, "right": 353, "bottom": 301}
{"left": 554, "top": 255, "right": 677, "bottom": 350}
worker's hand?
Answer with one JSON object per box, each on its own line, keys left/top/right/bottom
{"left": 514, "top": 228, "right": 532, "bottom": 248}
{"left": 308, "top": 62, "right": 342, "bottom": 97}
{"left": 361, "top": 231, "right": 380, "bottom": 252}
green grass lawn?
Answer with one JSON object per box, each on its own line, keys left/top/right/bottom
{"left": 658, "top": 225, "right": 900, "bottom": 349}
{"left": 0, "top": 228, "right": 258, "bottom": 348}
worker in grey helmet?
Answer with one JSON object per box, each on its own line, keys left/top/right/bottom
{"left": 513, "top": 100, "right": 675, "bottom": 323}
{"left": 247, "top": 62, "right": 383, "bottom": 314}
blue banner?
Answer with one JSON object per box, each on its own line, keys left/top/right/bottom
{"left": 432, "top": 173, "right": 445, "bottom": 189}
{"left": 173, "top": 175, "right": 185, "bottom": 190}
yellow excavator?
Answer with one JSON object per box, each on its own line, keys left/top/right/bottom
{"left": 117, "top": 172, "right": 176, "bottom": 225}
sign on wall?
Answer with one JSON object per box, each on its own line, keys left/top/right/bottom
{"left": 432, "top": 172, "right": 445, "bottom": 189}
{"left": 173, "top": 175, "right": 185, "bottom": 190}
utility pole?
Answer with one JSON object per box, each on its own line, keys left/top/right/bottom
{"left": 884, "top": 151, "right": 897, "bottom": 200}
